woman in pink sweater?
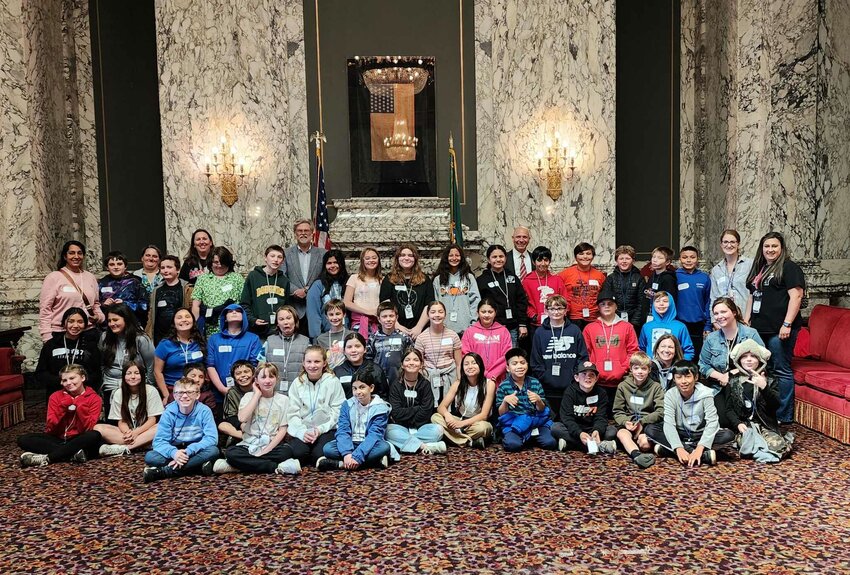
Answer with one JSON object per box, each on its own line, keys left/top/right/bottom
{"left": 461, "top": 299, "right": 512, "bottom": 385}
{"left": 39, "top": 241, "right": 104, "bottom": 341}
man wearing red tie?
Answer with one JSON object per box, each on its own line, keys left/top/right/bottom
{"left": 505, "top": 226, "right": 533, "bottom": 281}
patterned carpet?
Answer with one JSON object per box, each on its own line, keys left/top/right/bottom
{"left": 2, "top": 404, "right": 850, "bottom": 575}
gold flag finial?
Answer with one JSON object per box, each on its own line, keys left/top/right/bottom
{"left": 449, "top": 132, "right": 454, "bottom": 149}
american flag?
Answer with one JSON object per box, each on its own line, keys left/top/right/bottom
{"left": 313, "top": 156, "right": 331, "bottom": 249}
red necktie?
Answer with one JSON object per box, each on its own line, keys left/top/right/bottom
{"left": 519, "top": 256, "right": 528, "bottom": 281}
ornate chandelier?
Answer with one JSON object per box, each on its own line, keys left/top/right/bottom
{"left": 361, "top": 66, "right": 429, "bottom": 95}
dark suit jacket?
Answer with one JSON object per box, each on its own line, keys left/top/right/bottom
{"left": 281, "top": 245, "right": 326, "bottom": 317}
{"left": 505, "top": 249, "right": 533, "bottom": 278}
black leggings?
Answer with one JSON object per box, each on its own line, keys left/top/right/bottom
{"left": 226, "top": 444, "right": 295, "bottom": 473}
{"left": 287, "top": 431, "right": 335, "bottom": 464}
{"left": 17, "top": 431, "right": 102, "bottom": 462}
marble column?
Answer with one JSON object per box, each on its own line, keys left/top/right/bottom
{"left": 475, "top": 0, "right": 616, "bottom": 268}
{"left": 154, "top": 0, "right": 310, "bottom": 263}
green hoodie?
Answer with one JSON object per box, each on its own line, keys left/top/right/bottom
{"left": 240, "top": 266, "right": 291, "bottom": 336}
{"left": 612, "top": 373, "right": 665, "bottom": 427}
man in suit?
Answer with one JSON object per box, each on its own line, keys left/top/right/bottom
{"left": 282, "top": 218, "right": 326, "bottom": 336}
{"left": 505, "top": 226, "right": 533, "bottom": 281}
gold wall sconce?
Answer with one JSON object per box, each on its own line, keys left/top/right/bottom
{"left": 536, "top": 132, "right": 576, "bottom": 201}
{"left": 204, "top": 135, "right": 249, "bottom": 207}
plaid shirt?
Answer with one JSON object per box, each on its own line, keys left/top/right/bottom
{"left": 496, "top": 375, "right": 547, "bottom": 415}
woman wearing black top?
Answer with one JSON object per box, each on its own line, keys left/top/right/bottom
{"left": 476, "top": 244, "right": 529, "bottom": 347}
{"left": 744, "top": 231, "right": 805, "bottom": 425}
{"left": 179, "top": 229, "right": 214, "bottom": 286}
{"left": 36, "top": 307, "right": 102, "bottom": 396}
{"left": 378, "top": 244, "right": 433, "bottom": 338}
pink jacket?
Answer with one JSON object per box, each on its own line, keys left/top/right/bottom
{"left": 461, "top": 321, "right": 512, "bottom": 384}
{"left": 39, "top": 269, "right": 104, "bottom": 341}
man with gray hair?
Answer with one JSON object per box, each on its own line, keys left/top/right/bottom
{"left": 282, "top": 218, "right": 326, "bottom": 336}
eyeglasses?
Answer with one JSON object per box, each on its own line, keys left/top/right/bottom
{"left": 173, "top": 390, "right": 199, "bottom": 397}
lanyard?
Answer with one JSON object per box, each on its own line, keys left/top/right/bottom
{"left": 549, "top": 323, "right": 566, "bottom": 364}
{"left": 490, "top": 270, "right": 511, "bottom": 307}
{"left": 725, "top": 259, "right": 738, "bottom": 296}
{"left": 424, "top": 329, "right": 451, "bottom": 369}
{"left": 600, "top": 321, "right": 615, "bottom": 359}
{"left": 576, "top": 268, "right": 591, "bottom": 305}
{"left": 63, "top": 336, "right": 80, "bottom": 366}
{"left": 179, "top": 341, "right": 192, "bottom": 364}
{"left": 403, "top": 379, "right": 418, "bottom": 407}
{"left": 265, "top": 273, "right": 280, "bottom": 311}
{"left": 307, "top": 379, "right": 321, "bottom": 419}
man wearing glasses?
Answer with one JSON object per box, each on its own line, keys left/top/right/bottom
{"left": 143, "top": 379, "right": 219, "bottom": 483}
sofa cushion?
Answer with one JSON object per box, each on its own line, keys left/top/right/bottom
{"left": 0, "top": 374, "right": 23, "bottom": 395}
{"left": 804, "top": 371, "right": 850, "bottom": 400}
{"left": 807, "top": 305, "right": 850, "bottom": 369}
{"left": 793, "top": 327, "right": 811, "bottom": 358}
{"left": 792, "top": 358, "right": 848, "bottom": 382}
{"left": 796, "top": 383, "right": 850, "bottom": 417}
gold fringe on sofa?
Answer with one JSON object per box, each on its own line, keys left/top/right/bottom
{"left": 0, "top": 399, "right": 24, "bottom": 430}
{"left": 795, "top": 400, "right": 850, "bottom": 445}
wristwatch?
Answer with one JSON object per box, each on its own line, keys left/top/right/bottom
{"left": 782, "top": 321, "right": 792, "bottom": 328}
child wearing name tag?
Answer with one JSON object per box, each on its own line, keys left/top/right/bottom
{"left": 36, "top": 307, "right": 102, "bottom": 397}
{"left": 638, "top": 291, "right": 694, "bottom": 360}
{"left": 612, "top": 352, "right": 664, "bottom": 468}
{"left": 205, "top": 304, "right": 262, "bottom": 411}
{"left": 645, "top": 360, "right": 735, "bottom": 467}
{"left": 675, "top": 246, "right": 712, "bottom": 357}
{"left": 191, "top": 246, "right": 244, "bottom": 337}
{"left": 552, "top": 362, "right": 617, "bottom": 454}
{"left": 557, "top": 242, "right": 607, "bottom": 330}
{"left": 18, "top": 364, "right": 103, "bottom": 467}
{"left": 386, "top": 347, "right": 447, "bottom": 455}
{"left": 651, "top": 334, "right": 684, "bottom": 391}
{"left": 432, "top": 352, "right": 495, "bottom": 448}
{"left": 316, "top": 299, "right": 348, "bottom": 370}
{"left": 366, "top": 302, "right": 413, "bottom": 388}
{"left": 143, "top": 377, "right": 219, "bottom": 483}
{"left": 530, "top": 295, "right": 588, "bottom": 419}
{"left": 100, "top": 304, "right": 156, "bottom": 413}
{"left": 604, "top": 245, "right": 649, "bottom": 335}
{"left": 461, "top": 299, "right": 512, "bottom": 385}
{"left": 217, "top": 360, "right": 255, "bottom": 446}
{"left": 414, "top": 301, "right": 462, "bottom": 408}
{"left": 285, "top": 346, "right": 346, "bottom": 465}
{"left": 496, "top": 348, "right": 556, "bottom": 452}
{"left": 95, "top": 362, "right": 164, "bottom": 457}
{"left": 522, "top": 246, "right": 567, "bottom": 334}
{"left": 317, "top": 368, "right": 394, "bottom": 470}
{"left": 210, "top": 362, "right": 300, "bottom": 475}
{"left": 262, "top": 305, "right": 311, "bottom": 394}
{"left": 642, "top": 246, "right": 678, "bottom": 312}
{"left": 344, "top": 247, "right": 383, "bottom": 338}
{"left": 153, "top": 307, "right": 206, "bottom": 402}
{"left": 476, "top": 244, "right": 529, "bottom": 347}
{"left": 99, "top": 250, "right": 147, "bottom": 327}
{"left": 334, "top": 332, "right": 388, "bottom": 399}
{"left": 240, "top": 244, "right": 291, "bottom": 338}
{"left": 146, "top": 255, "right": 191, "bottom": 345}
{"left": 432, "top": 244, "right": 481, "bottom": 336}
{"left": 378, "top": 244, "right": 433, "bottom": 338}
{"left": 307, "top": 250, "right": 349, "bottom": 340}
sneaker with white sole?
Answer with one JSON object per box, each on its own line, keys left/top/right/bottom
{"left": 700, "top": 448, "right": 717, "bottom": 466}
{"left": 99, "top": 444, "right": 130, "bottom": 457}
{"left": 20, "top": 452, "right": 49, "bottom": 468}
{"left": 599, "top": 440, "right": 617, "bottom": 455}
{"left": 471, "top": 437, "right": 486, "bottom": 450}
{"left": 143, "top": 466, "right": 166, "bottom": 484}
{"left": 71, "top": 449, "right": 87, "bottom": 463}
{"left": 315, "top": 456, "right": 340, "bottom": 471}
{"left": 557, "top": 438, "right": 567, "bottom": 452}
{"left": 422, "top": 441, "right": 447, "bottom": 455}
{"left": 275, "top": 458, "right": 302, "bottom": 475}
{"left": 380, "top": 455, "right": 389, "bottom": 468}
{"left": 212, "top": 459, "right": 238, "bottom": 474}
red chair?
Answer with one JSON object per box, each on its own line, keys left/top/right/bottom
{"left": 0, "top": 347, "right": 25, "bottom": 429}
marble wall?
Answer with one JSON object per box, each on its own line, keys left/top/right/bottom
{"left": 154, "top": 0, "right": 310, "bottom": 264}
{"left": 474, "top": 0, "right": 616, "bottom": 267}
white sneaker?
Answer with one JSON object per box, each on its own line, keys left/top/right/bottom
{"left": 422, "top": 441, "right": 447, "bottom": 455}
{"left": 599, "top": 440, "right": 617, "bottom": 455}
{"left": 275, "top": 458, "right": 302, "bottom": 475}
{"left": 380, "top": 455, "right": 389, "bottom": 468}
{"left": 212, "top": 459, "right": 238, "bottom": 474}
{"left": 20, "top": 452, "right": 49, "bottom": 467}
{"left": 557, "top": 438, "right": 567, "bottom": 452}
{"left": 99, "top": 444, "right": 130, "bottom": 457}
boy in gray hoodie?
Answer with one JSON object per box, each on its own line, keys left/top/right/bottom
{"left": 645, "top": 360, "right": 734, "bottom": 466}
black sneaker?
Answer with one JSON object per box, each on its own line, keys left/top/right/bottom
{"left": 315, "top": 456, "right": 339, "bottom": 471}
{"left": 471, "top": 437, "right": 486, "bottom": 450}
{"left": 201, "top": 460, "right": 215, "bottom": 476}
{"left": 143, "top": 466, "right": 166, "bottom": 484}
{"left": 70, "top": 449, "right": 87, "bottom": 464}
{"left": 700, "top": 449, "right": 716, "bottom": 466}
{"left": 633, "top": 453, "right": 656, "bottom": 469}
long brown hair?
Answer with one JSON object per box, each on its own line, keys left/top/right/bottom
{"left": 119, "top": 361, "right": 149, "bottom": 428}
{"left": 357, "top": 248, "right": 383, "bottom": 282}
{"left": 388, "top": 243, "right": 427, "bottom": 286}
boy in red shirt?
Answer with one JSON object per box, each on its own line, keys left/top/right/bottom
{"left": 582, "top": 291, "right": 639, "bottom": 417}
{"left": 557, "top": 242, "right": 606, "bottom": 330}
{"left": 522, "top": 246, "right": 567, "bottom": 333}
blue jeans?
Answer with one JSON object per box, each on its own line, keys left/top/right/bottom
{"left": 386, "top": 423, "right": 443, "bottom": 453}
{"left": 503, "top": 427, "right": 557, "bottom": 452}
{"left": 763, "top": 329, "right": 799, "bottom": 423}
{"left": 144, "top": 445, "right": 220, "bottom": 476}
{"left": 323, "top": 439, "right": 390, "bottom": 466}
{"left": 508, "top": 328, "right": 519, "bottom": 347}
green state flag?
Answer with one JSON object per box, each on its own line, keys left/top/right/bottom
{"left": 449, "top": 137, "right": 463, "bottom": 246}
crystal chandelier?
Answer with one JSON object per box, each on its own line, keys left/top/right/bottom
{"left": 361, "top": 66, "right": 429, "bottom": 95}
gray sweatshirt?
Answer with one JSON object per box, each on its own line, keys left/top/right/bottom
{"left": 432, "top": 272, "right": 481, "bottom": 334}
{"left": 662, "top": 382, "right": 720, "bottom": 450}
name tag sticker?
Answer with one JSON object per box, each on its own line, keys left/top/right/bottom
{"left": 551, "top": 364, "right": 561, "bottom": 376}
{"left": 530, "top": 428, "right": 540, "bottom": 437}
{"left": 718, "top": 277, "right": 728, "bottom": 284}
{"left": 225, "top": 377, "right": 234, "bottom": 388}
{"left": 101, "top": 287, "right": 113, "bottom": 293}
{"left": 440, "top": 337, "right": 453, "bottom": 346}
{"left": 218, "top": 345, "right": 233, "bottom": 353}
{"left": 267, "top": 297, "right": 278, "bottom": 304}
{"left": 394, "top": 285, "right": 407, "bottom": 292}
{"left": 191, "top": 351, "right": 204, "bottom": 359}
{"left": 157, "top": 300, "right": 167, "bottom": 308}
{"left": 488, "top": 282, "right": 497, "bottom": 288}
{"left": 272, "top": 348, "right": 285, "bottom": 356}
{"left": 678, "top": 283, "right": 689, "bottom": 291}
{"left": 630, "top": 396, "right": 645, "bottom": 406}
{"left": 340, "top": 376, "right": 352, "bottom": 383}
{"left": 619, "top": 312, "right": 629, "bottom": 320}
{"left": 505, "top": 309, "right": 513, "bottom": 320}
{"left": 221, "top": 284, "right": 233, "bottom": 292}
{"left": 62, "top": 285, "right": 76, "bottom": 293}
{"left": 582, "top": 307, "right": 590, "bottom": 318}
{"left": 587, "top": 395, "right": 598, "bottom": 404}
{"left": 404, "top": 389, "right": 417, "bottom": 399}
{"left": 52, "top": 348, "right": 68, "bottom": 357}
{"left": 652, "top": 283, "right": 659, "bottom": 290}
{"left": 279, "top": 380, "right": 289, "bottom": 392}
{"left": 752, "top": 300, "right": 762, "bottom": 314}
{"left": 205, "top": 308, "right": 213, "bottom": 318}
{"left": 449, "top": 312, "right": 458, "bottom": 322}
{"left": 589, "top": 279, "right": 599, "bottom": 287}
{"left": 389, "top": 337, "right": 402, "bottom": 345}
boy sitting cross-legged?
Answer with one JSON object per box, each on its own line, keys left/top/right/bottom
{"left": 495, "top": 348, "right": 557, "bottom": 452}
{"left": 612, "top": 352, "right": 664, "bottom": 469}
{"left": 552, "top": 361, "right": 618, "bottom": 455}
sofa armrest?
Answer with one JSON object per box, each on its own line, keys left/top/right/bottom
{"left": 0, "top": 348, "right": 12, "bottom": 375}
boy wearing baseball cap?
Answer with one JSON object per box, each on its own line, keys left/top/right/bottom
{"left": 552, "top": 361, "right": 617, "bottom": 454}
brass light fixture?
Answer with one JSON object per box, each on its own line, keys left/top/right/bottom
{"left": 536, "top": 132, "right": 576, "bottom": 201}
{"left": 204, "top": 135, "right": 249, "bottom": 207}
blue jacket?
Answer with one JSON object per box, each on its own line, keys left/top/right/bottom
{"left": 335, "top": 396, "right": 397, "bottom": 463}
{"left": 206, "top": 303, "right": 262, "bottom": 402}
{"left": 638, "top": 296, "right": 695, "bottom": 359}
{"left": 675, "top": 268, "right": 712, "bottom": 329}
{"left": 306, "top": 280, "right": 346, "bottom": 339}
{"left": 151, "top": 400, "right": 218, "bottom": 459}
{"left": 531, "top": 318, "right": 588, "bottom": 392}
{"left": 698, "top": 325, "right": 764, "bottom": 379}
{"left": 498, "top": 407, "right": 553, "bottom": 442}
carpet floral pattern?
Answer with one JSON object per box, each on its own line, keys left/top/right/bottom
{"left": 1, "top": 405, "right": 849, "bottom": 574}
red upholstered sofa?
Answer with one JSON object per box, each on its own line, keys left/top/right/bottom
{"left": 0, "top": 347, "right": 25, "bottom": 430}
{"left": 792, "top": 305, "right": 850, "bottom": 444}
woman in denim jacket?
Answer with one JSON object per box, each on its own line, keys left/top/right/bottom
{"left": 699, "top": 297, "right": 763, "bottom": 392}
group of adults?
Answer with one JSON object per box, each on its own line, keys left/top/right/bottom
{"left": 35, "top": 219, "right": 805, "bottom": 424}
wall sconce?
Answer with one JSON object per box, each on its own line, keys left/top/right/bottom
{"left": 204, "top": 135, "right": 249, "bottom": 207}
{"left": 536, "top": 132, "right": 576, "bottom": 201}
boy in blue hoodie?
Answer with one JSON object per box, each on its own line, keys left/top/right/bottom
{"left": 143, "top": 377, "right": 219, "bottom": 483}
{"left": 530, "top": 295, "right": 588, "bottom": 419}
{"left": 675, "top": 246, "right": 712, "bottom": 357}
{"left": 206, "top": 304, "right": 262, "bottom": 409}
{"left": 316, "top": 369, "right": 394, "bottom": 470}
{"left": 638, "top": 291, "right": 695, "bottom": 360}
